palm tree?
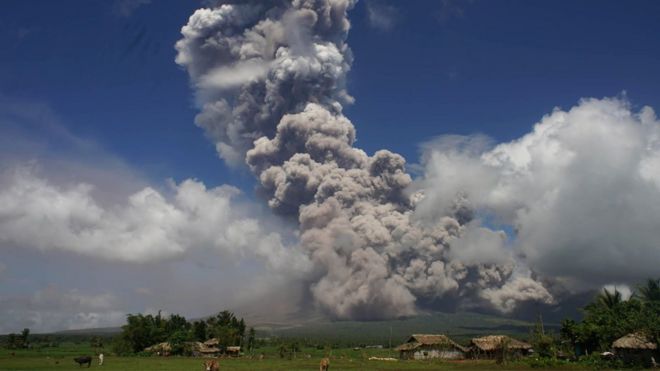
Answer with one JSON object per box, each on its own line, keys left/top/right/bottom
{"left": 635, "top": 278, "right": 660, "bottom": 303}
{"left": 600, "top": 288, "right": 623, "bottom": 309}
{"left": 588, "top": 288, "right": 622, "bottom": 310}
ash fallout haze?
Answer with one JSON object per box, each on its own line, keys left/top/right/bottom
{"left": 1, "top": 0, "right": 660, "bottom": 333}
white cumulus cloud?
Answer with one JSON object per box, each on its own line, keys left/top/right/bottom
{"left": 417, "top": 97, "right": 660, "bottom": 294}
{"left": 0, "top": 164, "right": 309, "bottom": 272}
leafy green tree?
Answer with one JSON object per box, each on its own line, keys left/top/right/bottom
{"left": 560, "top": 278, "right": 660, "bottom": 356}
{"left": 115, "top": 313, "right": 170, "bottom": 353}
{"left": 530, "top": 316, "right": 554, "bottom": 358}
{"left": 247, "top": 327, "right": 256, "bottom": 352}
{"left": 193, "top": 320, "right": 208, "bottom": 342}
{"left": 5, "top": 333, "right": 18, "bottom": 349}
{"left": 166, "top": 314, "right": 190, "bottom": 335}
{"left": 588, "top": 288, "right": 623, "bottom": 310}
{"left": 278, "top": 343, "right": 288, "bottom": 359}
{"left": 636, "top": 278, "right": 660, "bottom": 303}
{"left": 20, "top": 328, "right": 29, "bottom": 348}
{"left": 205, "top": 310, "right": 246, "bottom": 348}
{"left": 168, "top": 329, "right": 192, "bottom": 355}
{"left": 90, "top": 336, "right": 104, "bottom": 349}
{"left": 112, "top": 309, "right": 249, "bottom": 354}
{"left": 238, "top": 318, "right": 246, "bottom": 345}
{"left": 111, "top": 335, "right": 132, "bottom": 355}
{"left": 216, "top": 310, "right": 235, "bottom": 327}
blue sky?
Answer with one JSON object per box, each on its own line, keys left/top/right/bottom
{"left": 3, "top": 0, "right": 660, "bottom": 189}
{"left": 2, "top": 0, "right": 660, "bottom": 331}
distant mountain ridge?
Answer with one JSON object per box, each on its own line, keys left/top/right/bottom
{"left": 50, "top": 311, "right": 553, "bottom": 344}
{"left": 255, "top": 311, "right": 547, "bottom": 344}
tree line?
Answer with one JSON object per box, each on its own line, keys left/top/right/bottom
{"left": 559, "top": 278, "right": 660, "bottom": 356}
{"left": 4, "top": 328, "right": 30, "bottom": 349}
{"left": 112, "top": 310, "right": 255, "bottom": 355}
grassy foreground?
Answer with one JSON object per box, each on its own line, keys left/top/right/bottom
{"left": 0, "top": 356, "right": 596, "bottom": 371}
{"left": 0, "top": 347, "right": 597, "bottom": 371}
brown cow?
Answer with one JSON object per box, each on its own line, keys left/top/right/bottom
{"left": 203, "top": 359, "right": 220, "bottom": 371}
{"left": 319, "top": 357, "right": 330, "bottom": 371}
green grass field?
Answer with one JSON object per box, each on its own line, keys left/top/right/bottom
{"left": 0, "top": 346, "right": 597, "bottom": 371}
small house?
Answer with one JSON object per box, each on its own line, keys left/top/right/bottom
{"left": 226, "top": 346, "right": 241, "bottom": 357}
{"left": 395, "top": 334, "right": 467, "bottom": 360}
{"left": 612, "top": 332, "right": 658, "bottom": 367}
{"left": 194, "top": 342, "right": 221, "bottom": 357}
{"left": 469, "top": 335, "right": 532, "bottom": 360}
{"left": 144, "top": 342, "right": 172, "bottom": 356}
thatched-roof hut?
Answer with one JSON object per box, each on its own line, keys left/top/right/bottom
{"left": 469, "top": 335, "right": 532, "bottom": 360}
{"left": 203, "top": 338, "right": 219, "bottom": 347}
{"left": 613, "top": 333, "right": 657, "bottom": 350}
{"left": 226, "top": 346, "right": 241, "bottom": 357}
{"left": 194, "top": 342, "right": 221, "bottom": 357}
{"left": 144, "top": 341, "right": 222, "bottom": 357}
{"left": 612, "top": 332, "right": 658, "bottom": 367}
{"left": 144, "top": 342, "right": 172, "bottom": 355}
{"left": 395, "top": 334, "right": 467, "bottom": 360}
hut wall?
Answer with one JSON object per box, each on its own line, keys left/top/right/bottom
{"left": 472, "top": 348, "right": 528, "bottom": 360}
{"left": 617, "top": 349, "right": 657, "bottom": 367}
{"left": 408, "top": 347, "right": 464, "bottom": 360}
{"left": 399, "top": 348, "right": 464, "bottom": 360}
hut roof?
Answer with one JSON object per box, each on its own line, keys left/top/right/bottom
{"left": 144, "top": 342, "right": 172, "bottom": 352}
{"left": 145, "top": 341, "right": 218, "bottom": 353}
{"left": 194, "top": 342, "right": 220, "bottom": 354}
{"left": 470, "top": 335, "right": 532, "bottom": 352}
{"left": 198, "top": 346, "right": 221, "bottom": 353}
{"left": 203, "top": 338, "right": 219, "bottom": 346}
{"left": 226, "top": 346, "right": 241, "bottom": 352}
{"left": 612, "top": 333, "right": 657, "bottom": 350}
{"left": 395, "top": 334, "right": 467, "bottom": 352}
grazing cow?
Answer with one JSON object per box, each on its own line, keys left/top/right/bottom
{"left": 73, "top": 356, "right": 92, "bottom": 367}
{"left": 203, "top": 359, "right": 220, "bottom": 371}
{"left": 319, "top": 357, "right": 330, "bottom": 371}
{"left": 98, "top": 353, "right": 104, "bottom": 365}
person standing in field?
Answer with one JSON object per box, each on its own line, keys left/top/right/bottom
{"left": 98, "top": 353, "right": 104, "bottom": 366}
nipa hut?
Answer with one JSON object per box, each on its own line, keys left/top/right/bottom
{"left": 395, "top": 334, "right": 467, "bottom": 360}
{"left": 144, "top": 341, "right": 222, "bottom": 357}
{"left": 195, "top": 342, "right": 221, "bottom": 357}
{"left": 612, "top": 332, "right": 658, "bottom": 367}
{"left": 226, "top": 346, "right": 241, "bottom": 357}
{"left": 469, "top": 335, "right": 532, "bottom": 360}
{"left": 144, "top": 342, "right": 172, "bottom": 356}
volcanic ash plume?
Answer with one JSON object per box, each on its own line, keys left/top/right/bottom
{"left": 176, "top": 0, "right": 552, "bottom": 319}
